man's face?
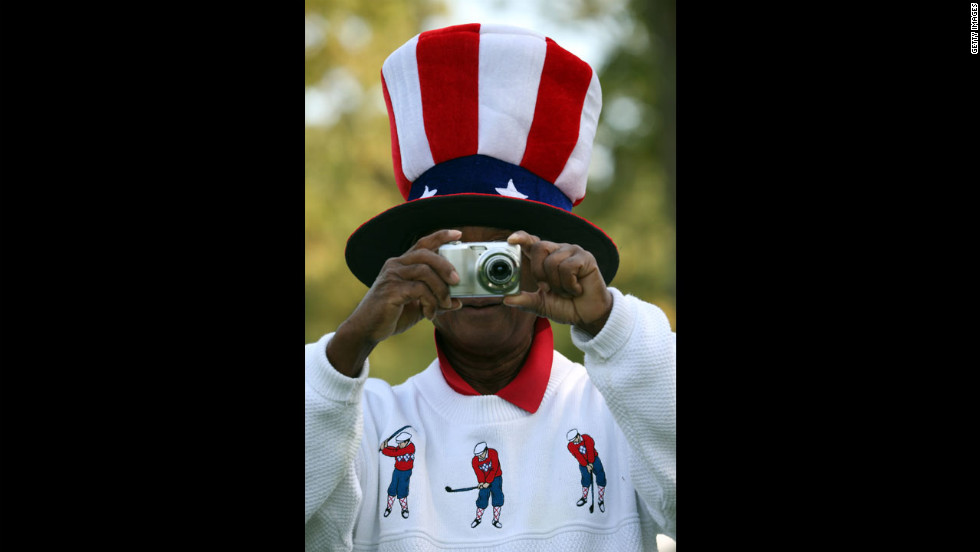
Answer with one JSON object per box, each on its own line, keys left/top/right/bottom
{"left": 398, "top": 440, "right": 408, "bottom": 449}
{"left": 477, "top": 449, "right": 488, "bottom": 461}
{"left": 432, "top": 226, "right": 538, "bottom": 351}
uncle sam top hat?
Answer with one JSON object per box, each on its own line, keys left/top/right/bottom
{"left": 345, "top": 23, "right": 619, "bottom": 287}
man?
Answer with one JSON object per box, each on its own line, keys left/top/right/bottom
{"left": 470, "top": 442, "right": 504, "bottom": 529}
{"left": 379, "top": 431, "right": 415, "bottom": 519}
{"left": 566, "top": 429, "right": 607, "bottom": 512}
{"left": 305, "top": 23, "right": 675, "bottom": 551}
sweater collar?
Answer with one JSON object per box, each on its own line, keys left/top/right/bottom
{"left": 435, "top": 317, "right": 553, "bottom": 414}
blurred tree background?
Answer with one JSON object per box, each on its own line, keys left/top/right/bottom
{"left": 305, "top": 0, "right": 675, "bottom": 386}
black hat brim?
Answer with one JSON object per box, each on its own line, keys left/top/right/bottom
{"left": 345, "top": 194, "right": 619, "bottom": 288}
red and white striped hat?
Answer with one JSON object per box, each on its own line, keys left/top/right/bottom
{"left": 345, "top": 23, "right": 618, "bottom": 287}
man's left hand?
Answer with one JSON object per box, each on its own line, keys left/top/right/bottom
{"left": 503, "top": 231, "right": 613, "bottom": 336}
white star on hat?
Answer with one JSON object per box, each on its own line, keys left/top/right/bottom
{"left": 495, "top": 179, "right": 528, "bottom": 199}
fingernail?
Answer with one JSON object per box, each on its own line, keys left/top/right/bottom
{"left": 450, "top": 270, "right": 460, "bottom": 284}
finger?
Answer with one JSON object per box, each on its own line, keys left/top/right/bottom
{"left": 507, "top": 230, "right": 540, "bottom": 248}
{"left": 412, "top": 228, "right": 463, "bottom": 252}
{"left": 502, "top": 290, "right": 541, "bottom": 312}
{"left": 377, "top": 256, "right": 455, "bottom": 307}
{"left": 557, "top": 252, "right": 588, "bottom": 296}
{"left": 541, "top": 245, "right": 580, "bottom": 296}
{"left": 441, "top": 298, "right": 463, "bottom": 313}
{"left": 526, "top": 242, "right": 563, "bottom": 290}
{"left": 400, "top": 247, "right": 461, "bottom": 286}
{"left": 399, "top": 281, "right": 441, "bottom": 320}
{"left": 512, "top": 233, "right": 556, "bottom": 277}
{"left": 393, "top": 262, "right": 455, "bottom": 309}
{"left": 502, "top": 283, "right": 549, "bottom": 313}
{"left": 417, "top": 298, "right": 436, "bottom": 321}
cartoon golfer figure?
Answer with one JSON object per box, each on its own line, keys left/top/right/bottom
{"left": 379, "top": 429, "right": 415, "bottom": 519}
{"left": 470, "top": 441, "right": 504, "bottom": 528}
{"left": 566, "top": 429, "right": 606, "bottom": 513}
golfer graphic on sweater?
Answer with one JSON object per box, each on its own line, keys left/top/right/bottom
{"left": 471, "top": 441, "right": 504, "bottom": 528}
{"left": 379, "top": 431, "right": 415, "bottom": 518}
{"left": 566, "top": 429, "right": 606, "bottom": 512}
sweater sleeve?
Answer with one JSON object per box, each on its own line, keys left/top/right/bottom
{"left": 305, "top": 332, "right": 370, "bottom": 550}
{"left": 571, "top": 287, "right": 676, "bottom": 540}
{"left": 472, "top": 457, "right": 484, "bottom": 482}
{"left": 487, "top": 450, "right": 501, "bottom": 482}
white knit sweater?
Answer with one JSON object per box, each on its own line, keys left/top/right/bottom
{"left": 305, "top": 288, "right": 675, "bottom": 551}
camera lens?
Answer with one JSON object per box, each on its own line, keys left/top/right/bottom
{"left": 476, "top": 248, "right": 520, "bottom": 294}
{"left": 486, "top": 259, "right": 513, "bottom": 285}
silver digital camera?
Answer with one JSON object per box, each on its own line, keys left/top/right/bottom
{"left": 437, "top": 241, "right": 522, "bottom": 297}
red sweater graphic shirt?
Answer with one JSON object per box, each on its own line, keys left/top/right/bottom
{"left": 567, "top": 435, "right": 598, "bottom": 466}
{"left": 381, "top": 443, "right": 416, "bottom": 471}
{"left": 472, "top": 449, "right": 502, "bottom": 483}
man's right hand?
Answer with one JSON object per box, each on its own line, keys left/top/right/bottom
{"left": 326, "top": 229, "right": 463, "bottom": 377}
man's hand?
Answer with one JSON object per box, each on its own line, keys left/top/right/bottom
{"left": 503, "top": 231, "right": 613, "bottom": 337}
{"left": 479, "top": 482, "right": 490, "bottom": 489}
{"left": 587, "top": 464, "right": 594, "bottom": 473}
{"left": 327, "top": 229, "right": 464, "bottom": 377}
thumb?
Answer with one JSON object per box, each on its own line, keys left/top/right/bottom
{"left": 502, "top": 283, "right": 550, "bottom": 312}
{"left": 502, "top": 291, "right": 539, "bottom": 311}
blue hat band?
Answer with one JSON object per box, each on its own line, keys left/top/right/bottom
{"left": 407, "top": 155, "right": 573, "bottom": 212}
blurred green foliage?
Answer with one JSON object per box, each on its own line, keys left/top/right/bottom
{"left": 306, "top": 0, "right": 675, "bottom": 386}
